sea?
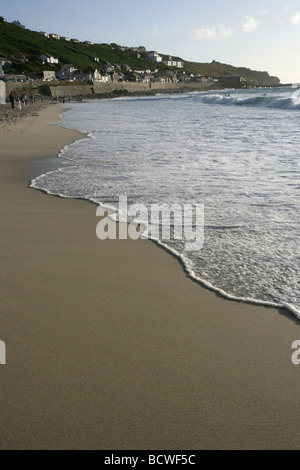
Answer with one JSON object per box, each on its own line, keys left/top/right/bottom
{"left": 30, "top": 86, "right": 300, "bottom": 319}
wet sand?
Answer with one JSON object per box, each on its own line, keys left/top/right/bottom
{"left": 0, "top": 104, "right": 300, "bottom": 450}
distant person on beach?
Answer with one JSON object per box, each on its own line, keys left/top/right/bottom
{"left": 21, "top": 97, "right": 25, "bottom": 108}
{"left": 16, "top": 95, "right": 22, "bottom": 110}
{"left": 9, "top": 92, "right": 15, "bottom": 109}
{"left": 29, "top": 93, "right": 34, "bottom": 104}
{"left": 24, "top": 94, "right": 28, "bottom": 105}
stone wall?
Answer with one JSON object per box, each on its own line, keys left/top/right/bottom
{"left": 48, "top": 81, "right": 218, "bottom": 99}
{"left": 49, "top": 84, "right": 95, "bottom": 98}
{"left": 4, "top": 81, "right": 38, "bottom": 95}
{"left": 150, "top": 81, "right": 218, "bottom": 92}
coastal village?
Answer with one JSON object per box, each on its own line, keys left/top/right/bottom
{"left": 0, "top": 19, "right": 250, "bottom": 90}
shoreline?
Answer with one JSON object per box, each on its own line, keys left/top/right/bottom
{"left": 1, "top": 104, "right": 300, "bottom": 449}
{"left": 30, "top": 102, "right": 299, "bottom": 323}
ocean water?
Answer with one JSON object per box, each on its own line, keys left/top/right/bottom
{"left": 31, "top": 87, "right": 300, "bottom": 319}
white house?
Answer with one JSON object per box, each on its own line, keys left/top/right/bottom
{"left": 162, "top": 57, "right": 183, "bottom": 68}
{"left": 163, "top": 57, "right": 173, "bottom": 67}
{"left": 40, "top": 54, "right": 59, "bottom": 64}
{"left": 148, "top": 51, "right": 162, "bottom": 63}
{"left": 39, "top": 31, "right": 50, "bottom": 38}
{"left": 93, "top": 69, "right": 111, "bottom": 83}
{"left": 61, "top": 36, "right": 71, "bottom": 41}
{"left": 50, "top": 34, "right": 61, "bottom": 40}
{"left": 43, "top": 71, "right": 56, "bottom": 81}
{"left": 175, "top": 59, "right": 183, "bottom": 67}
{"left": 74, "top": 69, "right": 111, "bottom": 83}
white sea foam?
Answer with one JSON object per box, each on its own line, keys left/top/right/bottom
{"left": 30, "top": 87, "right": 300, "bottom": 320}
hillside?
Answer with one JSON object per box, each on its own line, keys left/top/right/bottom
{"left": 184, "top": 61, "right": 280, "bottom": 86}
{"left": 0, "top": 20, "right": 280, "bottom": 86}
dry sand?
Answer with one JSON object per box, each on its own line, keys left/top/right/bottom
{"left": 0, "top": 104, "right": 300, "bottom": 450}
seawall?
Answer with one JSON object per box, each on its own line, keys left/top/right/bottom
{"left": 48, "top": 81, "right": 219, "bottom": 99}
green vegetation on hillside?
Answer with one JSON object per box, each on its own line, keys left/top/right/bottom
{"left": 184, "top": 61, "right": 280, "bottom": 86}
{"left": 0, "top": 20, "right": 280, "bottom": 85}
{"left": 0, "top": 21, "right": 170, "bottom": 75}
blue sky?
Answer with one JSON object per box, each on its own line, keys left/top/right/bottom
{"left": 2, "top": 0, "right": 300, "bottom": 82}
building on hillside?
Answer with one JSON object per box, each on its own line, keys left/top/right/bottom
{"left": 61, "top": 36, "right": 71, "bottom": 41}
{"left": 43, "top": 71, "right": 56, "bottom": 81}
{"left": 72, "top": 69, "right": 108, "bottom": 83}
{"left": 40, "top": 54, "right": 59, "bottom": 65}
{"left": 84, "top": 41, "right": 93, "bottom": 45}
{"left": 154, "top": 77, "right": 166, "bottom": 83}
{"left": 0, "top": 57, "right": 11, "bottom": 69}
{"left": 142, "top": 76, "right": 153, "bottom": 84}
{"left": 39, "top": 31, "right": 50, "bottom": 38}
{"left": 50, "top": 34, "right": 61, "bottom": 40}
{"left": 12, "top": 20, "right": 25, "bottom": 29}
{"left": 148, "top": 51, "right": 162, "bottom": 63}
{"left": 102, "top": 64, "right": 115, "bottom": 73}
{"left": 58, "top": 64, "right": 78, "bottom": 80}
{"left": 165, "top": 70, "right": 178, "bottom": 82}
{"left": 163, "top": 57, "right": 173, "bottom": 67}
{"left": 125, "top": 73, "right": 140, "bottom": 82}
{"left": 9, "top": 54, "right": 29, "bottom": 63}
{"left": 93, "top": 69, "right": 111, "bottom": 83}
{"left": 73, "top": 70, "right": 93, "bottom": 82}
{"left": 2, "top": 74, "right": 26, "bottom": 82}
{"left": 178, "top": 72, "right": 192, "bottom": 83}
{"left": 162, "top": 56, "right": 183, "bottom": 68}
{"left": 121, "top": 64, "right": 132, "bottom": 72}
{"left": 191, "top": 74, "right": 205, "bottom": 83}
{"left": 114, "top": 71, "right": 124, "bottom": 82}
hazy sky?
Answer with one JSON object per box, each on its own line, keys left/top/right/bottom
{"left": 2, "top": 0, "right": 300, "bottom": 83}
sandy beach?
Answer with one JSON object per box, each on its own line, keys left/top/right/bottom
{"left": 0, "top": 103, "right": 300, "bottom": 450}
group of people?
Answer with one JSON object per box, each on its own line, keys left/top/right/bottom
{"left": 8, "top": 91, "right": 36, "bottom": 109}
